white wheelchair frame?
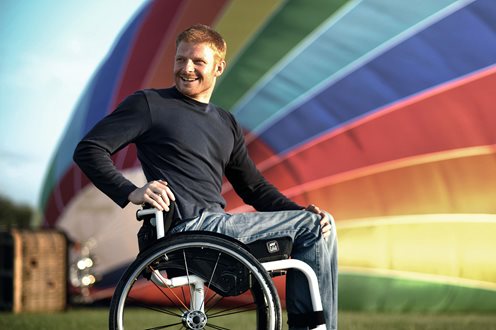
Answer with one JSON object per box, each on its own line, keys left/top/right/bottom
{"left": 137, "top": 207, "right": 326, "bottom": 330}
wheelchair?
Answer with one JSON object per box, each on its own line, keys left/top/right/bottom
{"left": 109, "top": 204, "right": 326, "bottom": 330}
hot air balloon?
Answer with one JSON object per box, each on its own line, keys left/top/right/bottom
{"left": 41, "top": 0, "right": 496, "bottom": 311}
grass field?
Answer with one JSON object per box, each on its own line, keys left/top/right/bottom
{"left": 2, "top": 308, "right": 496, "bottom": 329}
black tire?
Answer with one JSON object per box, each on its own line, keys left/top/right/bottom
{"left": 109, "top": 232, "right": 282, "bottom": 329}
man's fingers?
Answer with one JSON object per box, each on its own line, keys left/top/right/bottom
{"left": 305, "top": 204, "right": 334, "bottom": 239}
{"left": 320, "top": 218, "right": 331, "bottom": 239}
{"left": 149, "top": 180, "right": 167, "bottom": 191}
{"left": 156, "top": 190, "right": 169, "bottom": 203}
{"left": 320, "top": 216, "right": 330, "bottom": 230}
{"left": 151, "top": 180, "right": 176, "bottom": 202}
{"left": 143, "top": 192, "right": 167, "bottom": 211}
{"left": 129, "top": 180, "right": 175, "bottom": 210}
{"left": 317, "top": 210, "right": 333, "bottom": 240}
{"left": 164, "top": 186, "right": 176, "bottom": 201}
{"left": 144, "top": 186, "right": 168, "bottom": 212}
{"left": 306, "top": 204, "right": 319, "bottom": 213}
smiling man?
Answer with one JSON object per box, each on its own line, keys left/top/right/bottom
{"left": 74, "top": 24, "right": 338, "bottom": 330}
{"left": 173, "top": 33, "right": 225, "bottom": 103}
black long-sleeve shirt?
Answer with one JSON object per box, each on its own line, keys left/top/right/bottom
{"left": 73, "top": 87, "right": 302, "bottom": 220}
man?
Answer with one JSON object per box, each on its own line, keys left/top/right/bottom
{"left": 74, "top": 24, "right": 337, "bottom": 329}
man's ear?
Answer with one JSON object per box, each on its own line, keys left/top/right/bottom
{"left": 215, "top": 60, "right": 226, "bottom": 77}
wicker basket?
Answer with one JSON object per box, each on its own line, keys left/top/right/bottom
{"left": 0, "top": 230, "right": 67, "bottom": 312}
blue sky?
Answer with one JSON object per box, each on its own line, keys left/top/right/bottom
{"left": 0, "top": 0, "right": 148, "bottom": 208}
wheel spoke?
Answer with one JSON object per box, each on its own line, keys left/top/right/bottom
{"left": 181, "top": 286, "right": 187, "bottom": 305}
{"left": 182, "top": 250, "right": 191, "bottom": 286}
{"left": 144, "top": 320, "right": 184, "bottom": 329}
{"left": 205, "top": 323, "right": 230, "bottom": 330}
{"left": 201, "top": 252, "right": 221, "bottom": 310}
{"left": 126, "top": 296, "right": 182, "bottom": 317}
{"left": 204, "top": 293, "right": 224, "bottom": 314}
{"left": 207, "top": 303, "right": 257, "bottom": 318}
{"left": 148, "top": 265, "right": 189, "bottom": 312}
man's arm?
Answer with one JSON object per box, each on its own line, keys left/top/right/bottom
{"left": 224, "top": 115, "right": 302, "bottom": 211}
{"left": 74, "top": 140, "right": 137, "bottom": 207}
{"left": 73, "top": 92, "right": 150, "bottom": 208}
{"left": 225, "top": 114, "right": 333, "bottom": 238}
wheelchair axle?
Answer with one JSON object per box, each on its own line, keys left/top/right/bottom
{"left": 182, "top": 310, "right": 208, "bottom": 329}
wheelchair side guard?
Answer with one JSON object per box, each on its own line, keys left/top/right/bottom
{"left": 152, "top": 246, "right": 252, "bottom": 297}
{"left": 246, "top": 236, "right": 293, "bottom": 262}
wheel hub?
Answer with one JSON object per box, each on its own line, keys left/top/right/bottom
{"left": 182, "top": 310, "right": 207, "bottom": 329}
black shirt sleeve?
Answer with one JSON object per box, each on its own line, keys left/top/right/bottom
{"left": 73, "top": 92, "right": 151, "bottom": 208}
{"left": 225, "top": 114, "right": 303, "bottom": 212}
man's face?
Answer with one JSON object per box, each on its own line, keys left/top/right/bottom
{"left": 174, "top": 41, "right": 225, "bottom": 103}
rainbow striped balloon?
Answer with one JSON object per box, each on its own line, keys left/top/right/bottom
{"left": 41, "top": 0, "right": 496, "bottom": 311}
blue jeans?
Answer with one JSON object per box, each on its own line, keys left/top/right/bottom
{"left": 170, "top": 209, "right": 338, "bottom": 330}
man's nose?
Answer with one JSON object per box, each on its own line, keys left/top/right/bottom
{"left": 184, "top": 59, "right": 194, "bottom": 72}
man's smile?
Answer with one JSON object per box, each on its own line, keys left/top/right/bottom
{"left": 180, "top": 75, "right": 199, "bottom": 82}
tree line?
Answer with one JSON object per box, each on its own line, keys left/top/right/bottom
{"left": 0, "top": 195, "right": 33, "bottom": 229}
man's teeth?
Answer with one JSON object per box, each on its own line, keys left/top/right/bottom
{"left": 182, "top": 77, "right": 198, "bottom": 82}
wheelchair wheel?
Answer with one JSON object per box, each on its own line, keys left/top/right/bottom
{"left": 109, "top": 232, "right": 282, "bottom": 329}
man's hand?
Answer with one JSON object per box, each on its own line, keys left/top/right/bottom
{"left": 128, "top": 180, "right": 175, "bottom": 211}
{"left": 305, "top": 204, "right": 333, "bottom": 239}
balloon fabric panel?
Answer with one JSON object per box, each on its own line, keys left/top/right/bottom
{"left": 232, "top": 0, "right": 460, "bottom": 137}
{"left": 212, "top": 0, "right": 348, "bottom": 109}
{"left": 254, "top": 0, "right": 496, "bottom": 155}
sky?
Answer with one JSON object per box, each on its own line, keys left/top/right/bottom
{"left": 0, "top": 0, "right": 148, "bottom": 208}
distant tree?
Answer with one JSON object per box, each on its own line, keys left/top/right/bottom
{"left": 0, "top": 195, "right": 33, "bottom": 229}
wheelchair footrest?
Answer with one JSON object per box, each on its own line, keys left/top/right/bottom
{"left": 288, "top": 311, "right": 326, "bottom": 329}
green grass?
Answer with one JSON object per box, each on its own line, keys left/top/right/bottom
{"left": 1, "top": 308, "right": 496, "bottom": 329}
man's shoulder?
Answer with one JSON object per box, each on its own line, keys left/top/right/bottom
{"left": 140, "top": 87, "right": 177, "bottom": 99}
{"left": 211, "top": 104, "right": 237, "bottom": 123}
{"left": 135, "top": 87, "right": 184, "bottom": 111}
